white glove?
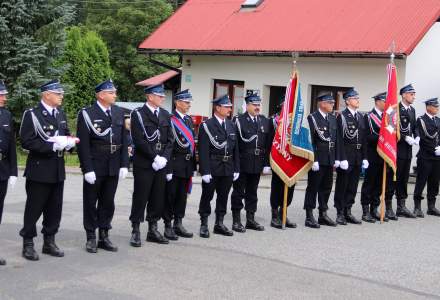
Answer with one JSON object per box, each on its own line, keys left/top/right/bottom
{"left": 362, "top": 160, "right": 369, "bottom": 169}
{"left": 166, "top": 174, "right": 173, "bottom": 181}
{"left": 154, "top": 155, "right": 167, "bottom": 170}
{"left": 262, "top": 166, "right": 272, "bottom": 175}
{"left": 233, "top": 172, "right": 240, "bottom": 181}
{"left": 65, "top": 136, "right": 79, "bottom": 150}
{"left": 312, "top": 162, "right": 319, "bottom": 171}
{"left": 340, "top": 160, "right": 349, "bottom": 170}
{"left": 405, "top": 136, "right": 415, "bottom": 146}
{"left": 333, "top": 160, "right": 340, "bottom": 168}
{"left": 152, "top": 161, "right": 159, "bottom": 171}
{"left": 51, "top": 136, "right": 68, "bottom": 151}
{"left": 435, "top": 146, "right": 440, "bottom": 156}
{"left": 8, "top": 176, "right": 17, "bottom": 188}
{"left": 414, "top": 136, "right": 420, "bottom": 145}
{"left": 202, "top": 174, "right": 212, "bottom": 183}
{"left": 84, "top": 171, "right": 96, "bottom": 185}
{"left": 119, "top": 168, "right": 128, "bottom": 180}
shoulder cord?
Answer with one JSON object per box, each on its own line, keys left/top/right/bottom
{"left": 30, "top": 110, "right": 58, "bottom": 142}
{"left": 235, "top": 118, "right": 258, "bottom": 148}
{"left": 310, "top": 115, "right": 330, "bottom": 142}
{"left": 341, "top": 113, "right": 358, "bottom": 140}
{"left": 202, "top": 122, "right": 227, "bottom": 150}
{"left": 420, "top": 118, "right": 438, "bottom": 140}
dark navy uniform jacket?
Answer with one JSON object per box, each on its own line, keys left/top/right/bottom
{"left": 0, "top": 107, "right": 17, "bottom": 181}
{"left": 416, "top": 113, "right": 440, "bottom": 160}
{"left": 336, "top": 108, "right": 367, "bottom": 165}
{"left": 307, "top": 111, "right": 337, "bottom": 167}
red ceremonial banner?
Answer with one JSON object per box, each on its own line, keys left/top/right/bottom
{"left": 377, "top": 63, "right": 399, "bottom": 175}
{"left": 270, "top": 74, "right": 313, "bottom": 187}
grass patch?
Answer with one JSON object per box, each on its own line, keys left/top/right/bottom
{"left": 17, "top": 150, "right": 80, "bottom": 167}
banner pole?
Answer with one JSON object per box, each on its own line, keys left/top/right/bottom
{"left": 380, "top": 161, "right": 387, "bottom": 223}
{"left": 282, "top": 184, "right": 288, "bottom": 230}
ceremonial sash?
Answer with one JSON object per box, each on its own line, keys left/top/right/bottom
{"left": 369, "top": 112, "right": 381, "bottom": 129}
{"left": 171, "top": 115, "right": 195, "bottom": 154}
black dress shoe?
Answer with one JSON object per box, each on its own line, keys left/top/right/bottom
{"left": 318, "top": 211, "right": 337, "bottom": 227}
{"left": 270, "top": 209, "right": 282, "bottom": 229}
{"left": 173, "top": 218, "right": 193, "bottom": 238}
{"left": 164, "top": 225, "right": 179, "bottom": 241}
{"left": 0, "top": 257, "right": 6, "bottom": 265}
{"left": 200, "top": 217, "right": 210, "bottom": 238}
{"left": 213, "top": 224, "right": 234, "bottom": 236}
{"left": 284, "top": 217, "right": 296, "bottom": 229}
{"left": 130, "top": 232, "right": 141, "bottom": 247}
{"left": 232, "top": 211, "right": 246, "bottom": 233}
{"left": 130, "top": 223, "right": 141, "bottom": 247}
{"left": 427, "top": 207, "right": 440, "bottom": 217}
{"left": 396, "top": 200, "right": 416, "bottom": 218}
{"left": 86, "top": 239, "right": 97, "bottom": 253}
{"left": 245, "top": 212, "right": 265, "bottom": 231}
{"left": 345, "top": 208, "right": 362, "bottom": 224}
{"left": 361, "top": 205, "right": 376, "bottom": 223}
{"left": 98, "top": 230, "right": 118, "bottom": 252}
{"left": 305, "top": 209, "right": 320, "bottom": 229}
{"left": 305, "top": 217, "right": 320, "bottom": 228}
{"left": 214, "top": 215, "right": 233, "bottom": 236}
{"left": 200, "top": 224, "right": 210, "bottom": 238}
{"left": 22, "top": 239, "right": 39, "bottom": 261}
{"left": 413, "top": 208, "right": 425, "bottom": 218}
{"left": 42, "top": 236, "right": 64, "bottom": 257}
{"left": 371, "top": 206, "right": 389, "bottom": 222}
{"left": 336, "top": 213, "right": 347, "bottom": 225}
{"left": 147, "top": 222, "right": 169, "bottom": 244}
{"left": 385, "top": 209, "right": 398, "bottom": 221}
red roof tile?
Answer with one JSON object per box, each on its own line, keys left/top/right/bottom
{"left": 139, "top": 0, "right": 440, "bottom": 56}
{"left": 136, "top": 70, "right": 180, "bottom": 86}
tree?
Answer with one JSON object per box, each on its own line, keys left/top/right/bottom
{"left": 56, "top": 26, "right": 113, "bottom": 119}
{"left": 84, "top": 0, "right": 178, "bottom": 102}
{"left": 0, "top": 0, "right": 76, "bottom": 122}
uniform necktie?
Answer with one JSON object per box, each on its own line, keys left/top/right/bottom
{"left": 52, "top": 109, "right": 57, "bottom": 118}
{"left": 106, "top": 109, "right": 112, "bottom": 122}
{"left": 154, "top": 110, "right": 158, "bottom": 118}
{"left": 222, "top": 120, "right": 226, "bottom": 131}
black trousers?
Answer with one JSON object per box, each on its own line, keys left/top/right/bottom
{"left": 413, "top": 158, "right": 440, "bottom": 203}
{"left": 20, "top": 180, "right": 64, "bottom": 239}
{"left": 304, "top": 166, "right": 333, "bottom": 210}
{"left": 163, "top": 176, "right": 190, "bottom": 222}
{"left": 83, "top": 175, "right": 118, "bottom": 236}
{"left": 130, "top": 166, "right": 166, "bottom": 224}
{"left": 386, "top": 158, "right": 411, "bottom": 201}
{"left": 198, "top": 176, "right": 233, "bottom": 218}
{"left": 231, "top": 172, "right": 261, "bottom": 213}
{"left": 269, "top": 172, "right": 294, "bottom": 209}
{"left": 0, "top": 180, "right": 8, "bottom": 224}
{"left": 360, "top": 163, "right": 383, "bottom": 207}
{"left": 334, "top": 164, "right": 361, "bottom": 210}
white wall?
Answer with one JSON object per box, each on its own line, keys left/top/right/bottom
{"left": 180, "top": 55, "right": 406, "bottom": 117}
{"left": 406, "top": 22, "right": 440, "bottom": 117}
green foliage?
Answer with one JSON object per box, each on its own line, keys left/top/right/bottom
{"left": 56, "top": 26, "right": 113, "bottom": 119}
{"left": 84, "top": 0, "right": 179, "bottom": 102}
{"left": 0, "top": 0, "right": 76, "bottom": 122}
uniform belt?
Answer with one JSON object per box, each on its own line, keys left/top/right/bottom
{"left": 318, "top": 141, "right": 335, "bottom": 148}
{"left": 348, "top": 143, "right": 362, "bottom": 149}
{"left": 211, "top": 154, "right": 232, "bottom": 162}
{"left": 174, "top": 152, "right": 193, "bottom": 161}
{"left": 154, "top": 143, "right": 166, "bottom": 151}
{"left": 95, "top": 144, "right": 122, "bottom": 154}
{"left": 245, "top": 148, "right": 265, "bottom": 155}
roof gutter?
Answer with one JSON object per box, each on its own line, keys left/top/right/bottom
{"left": 139, "top": 49, "right": 406, "bottom": 59}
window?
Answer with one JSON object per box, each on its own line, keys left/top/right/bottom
{"left": 213, "top": 79, "right": 245, "bottom": 117}
{"left": 310, "top": 85, "right": 353, "bottom": 113}
{"left": 267, "top": 85, "right": 286, "bottom": 117}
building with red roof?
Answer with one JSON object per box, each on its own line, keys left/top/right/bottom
{"left": 139, "top": 0, "right": 440, "bottom": 118}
